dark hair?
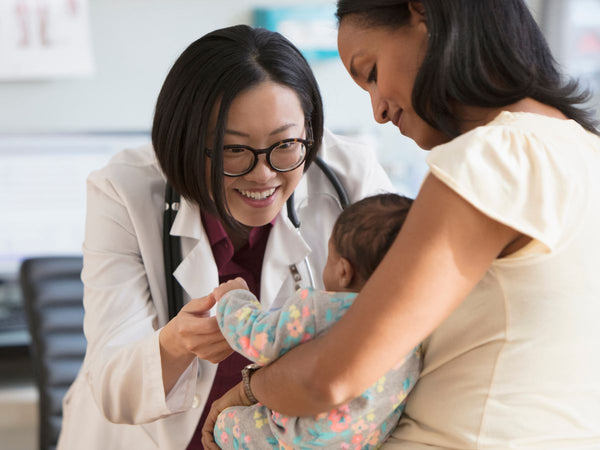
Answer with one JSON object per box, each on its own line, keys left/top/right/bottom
{"left": 332, "top": 193, "right": 413, "bottom": 281}
{"left": 152, "top": 25, "right": 324, "bottom": 229}
{"left": 336, "top": 0, "right": 599, "bottom": 137}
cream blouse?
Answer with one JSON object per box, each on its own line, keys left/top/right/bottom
{"left": 385, "top": 112, "right": 600, "bottom": 449}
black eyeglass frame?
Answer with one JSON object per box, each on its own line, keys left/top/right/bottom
{"left": 205, "top": 137, "right": 314, "bottom": 177}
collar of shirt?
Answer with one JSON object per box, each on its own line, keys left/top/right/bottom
{"left": 200, "top": 211, "right": 275, "bottom": 295}
{"left": 201, "top": 212, "right": 275, "bottom": 261}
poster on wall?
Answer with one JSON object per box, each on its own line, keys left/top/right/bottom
{"left": 253, "top": 5, "right": 338, "bottom": 62}
{"left": 0, "top": 0, "right": 94, "bottom": 80}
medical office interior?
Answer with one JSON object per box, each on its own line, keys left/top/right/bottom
{"left": 0, "top": 0, "right": 598, "bottom": 448}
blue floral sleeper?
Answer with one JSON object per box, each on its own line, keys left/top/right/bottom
{"left": 214, "top": 287, "right": 422, "bottom": 449}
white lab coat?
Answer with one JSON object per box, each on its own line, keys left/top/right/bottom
{"left": 57, "top": 129, "right": 394, "bottom": 450}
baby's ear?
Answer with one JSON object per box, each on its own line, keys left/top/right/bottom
{"left": 337, "top": 257, "right": 356, "bottom": 289}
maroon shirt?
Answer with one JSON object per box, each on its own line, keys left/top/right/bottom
{"left": 186, "top": 212, "right": 273, "bottom": 449}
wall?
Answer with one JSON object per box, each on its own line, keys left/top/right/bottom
{"left": 0, "top": 0, "right": 429, "bottom": 195}
{"left": 0, "top": 0, "right": 571, "bottom": 197}
{"left": 0, "top": 0, "right": 374, "bottom": 133}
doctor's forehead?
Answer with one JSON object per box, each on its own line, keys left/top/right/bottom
{"left": 224, "top": 123, "right": 298, "bottom": 138}
{"left": 224, "top": 81, "right": 305, "bottom": 140}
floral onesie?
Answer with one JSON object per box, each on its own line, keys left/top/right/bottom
{"left": 214, "top": 287, "right": 422, "bottom": 449}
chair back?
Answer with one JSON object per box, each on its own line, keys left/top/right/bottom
{"left": 19, "top": 256, "right": 85, "bottom": 450}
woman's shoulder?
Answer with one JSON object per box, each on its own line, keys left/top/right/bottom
{"left": 88, "top": 143, "right": 163, "bottom": 186}
{"left": 318, "top": 128, "right": 378, "bottom": 167}
{"left": 436, "top": 111, "right": 593, "bottom": 151}
{"left": 426, "top": 111, "right": 598, "bottom": 253}
{"left": 87, "top": 143, "right": 165, "bottom": 203}
{"left": 106, "top": 142, "right": 158, "bottom": 167}
{"left": 484, "top": 110, "right": 596, "bottom": 142}
{"left": 429, "top": 111, "right": 595, "bottom": 172}
{"left": 314, "top": 128, "right": 395, "bottom": 198}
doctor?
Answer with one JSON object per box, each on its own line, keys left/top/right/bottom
{"left": 57, "top": 25, "right": 393, "bottom": 450}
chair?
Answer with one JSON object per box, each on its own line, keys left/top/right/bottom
{"left": 19, "top": 256, "right": 86, "bottom": 450}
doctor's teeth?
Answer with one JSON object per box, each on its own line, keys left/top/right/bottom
{"left": 238, "top": 188, "right": 276, "bottom": 200}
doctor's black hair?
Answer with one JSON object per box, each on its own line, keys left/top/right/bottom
{"left": 336, "top": 0, "right": 599, "bottom": 137}
{"left": 332, "top": 193, "right": 413, "bottom": 283}
{"left": 152, "top": 25, "right": 324, "bottom": 229}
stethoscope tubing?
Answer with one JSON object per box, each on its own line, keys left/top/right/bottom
{"left": 163, "top": 184, "right": 184, "bottom": 319}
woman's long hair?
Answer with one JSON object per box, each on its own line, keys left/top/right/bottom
{"left": 336, "top": 0, "right": 599, "bottom": 137}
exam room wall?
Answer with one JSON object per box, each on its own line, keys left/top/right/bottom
{"left": 0, "top": 0, "right": 547, "bottom": 196}
{"left": 0, "top": 0, "right": 376, "bottom": 135}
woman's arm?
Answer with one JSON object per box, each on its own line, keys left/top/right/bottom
{"left": 83, "top": 170, "right": 231, "bottom": 423}
{"left": 249, "top": 174, "right": 521, "bottom": 415}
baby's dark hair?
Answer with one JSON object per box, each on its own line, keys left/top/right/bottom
{"left": 332, "top": 193, "right": 413, "bottom": 282}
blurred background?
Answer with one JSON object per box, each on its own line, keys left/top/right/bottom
{"left": 0, "top": 1, "right": 598, "bottom": 448}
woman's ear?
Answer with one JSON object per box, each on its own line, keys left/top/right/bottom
{"left": 409, "top": 1, "right": 426, "bottom": 18}
{"left": 408, "top": 1, "right": 429, "bottom": 40}
{"left": 408, "top": 1, "right": 427, "bottom": 25}
{"left": 336, "top": 257, "right": 356, "bottom": 290}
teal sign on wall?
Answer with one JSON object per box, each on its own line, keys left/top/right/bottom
{"left": 253, "top": 5, "right": 339, "bottom": 61}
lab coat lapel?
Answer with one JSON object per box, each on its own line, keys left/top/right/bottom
{"left": 169, "top": 197, "right": 219, "bottom": 301}
{"left": 166, "top": 193, "right": 312, "bottom": 306}
{"left": 261, "top": 208, "right": 311, "bottom": 306}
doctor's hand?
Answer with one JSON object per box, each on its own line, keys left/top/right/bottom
{"left": 201, "top": 381, "right": 253, "bottom": 450}
{"left": 166, "top": 294, "right": 233, "bottom": 362}
{"left": 211, "top": 276, "right": 249, "bottom": 301}
{"left": 159, "top": 294, "right": 234, "bottom": 395}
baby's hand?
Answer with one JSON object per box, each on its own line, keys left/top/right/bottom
{"left": 212, "top": 277, "right": 249, "bottom": 301}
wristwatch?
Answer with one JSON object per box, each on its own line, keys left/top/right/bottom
{"left": 241, "top": 363, "right": 261, "bottom": 404}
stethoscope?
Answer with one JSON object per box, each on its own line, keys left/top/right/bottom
{"left": 163, "top": 155, "right": 350, "bottom": 320}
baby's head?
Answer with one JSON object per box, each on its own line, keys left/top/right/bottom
{"left": 322, "top": 193, "right": 413, "bottom": 292}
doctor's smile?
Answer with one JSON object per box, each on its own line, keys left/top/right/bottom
{"left": 232, "top": 185, "right": 280, "bottom": 208}
{"left": 236, "top": 187, "right": 277, "bottom": 201}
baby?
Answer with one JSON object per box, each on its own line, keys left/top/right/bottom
{"left": 212, "top": 193, "right": 422, "bottom": 449}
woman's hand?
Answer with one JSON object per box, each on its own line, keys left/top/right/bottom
{"left": 201, "top": 381, "right": 253, "bottom": 450}
{"left": 159, "top": 294, "right": 234, "bottom": 395}
{"left": 211, "top": 276, "right": 249, "bottom": 301}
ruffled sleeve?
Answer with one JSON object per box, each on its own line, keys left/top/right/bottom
{"left": 426, "top": 117, "right": 586, "bottom": 252}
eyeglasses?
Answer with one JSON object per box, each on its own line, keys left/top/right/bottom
{"left": 205, "top": 138, "right": 313, "bottom": 177}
